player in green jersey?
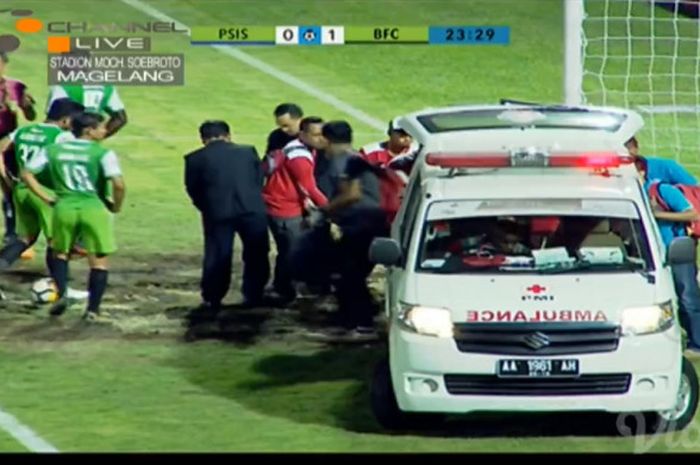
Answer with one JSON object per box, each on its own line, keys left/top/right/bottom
{"left": 22, "top": 112, "right": 126, "bottom": 320}
{"left": 46, "top": 85, "right": 127, "bottom": 139}
{"left": 0, "top": 98, "right": 84, "bottom": 271}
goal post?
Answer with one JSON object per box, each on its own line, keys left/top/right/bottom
{"left": 566, "top": 0, "right": 700, "bottom": 165}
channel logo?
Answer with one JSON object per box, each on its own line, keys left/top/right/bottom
{"left": 0, "top": 9, "right": 42, "bottom": 52}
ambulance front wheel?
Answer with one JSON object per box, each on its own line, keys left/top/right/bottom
{"left": 370, "top": 357, "right": 443, "bottom": 431}
{"left": 646, "top": 357, "right": 699, "bottom": 434}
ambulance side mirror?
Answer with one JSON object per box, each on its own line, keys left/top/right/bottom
{"left": 667, "top": 237, "right": 696, "bottom": 266}
{"left": 369, "top": 238, "right": 403, "bottom": 267}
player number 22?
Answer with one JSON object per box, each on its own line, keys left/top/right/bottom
{"left": 63, "top": 164, "right": 95, "bottom": 192}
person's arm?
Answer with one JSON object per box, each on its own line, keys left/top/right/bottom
{"left": 184, "top": 154, "right": 204, "bottom": 211}
{"left": 0, "top": 142, "right": 17, "bottom": 194}
{"left": 21, "top": 169, "right": 54, "bottom": 205}
{"left": 108, "top": 176, "right": 126, "bottom": 213}
{"left": 322, "top": 178, "right": 362, "bottom": 216}
{"left": 250, "top": 147, "right": 264, "bottom": 187}
{"left": 286, "top": 156, "right": 328, "bottom": 207}
{"left": 104, "top": 88, "right": 127, "bottom": 138}
{"left": 19, "top": 91, "right": 36, "bottom": 122}
{"left": 653, "top": 185, "right": 699, "bottom": 222}
{"left": 666, "top": 160, "right": 698, "bottom": 186}
{"left": 100, "top": 150, "right": 125, "bottom": 213}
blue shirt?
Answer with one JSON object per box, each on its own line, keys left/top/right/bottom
{"left": 645, "top": 181, "right": 692, "bottom": 248}
{"left": 644, "top": 156, "right": 698, "bottom": 186}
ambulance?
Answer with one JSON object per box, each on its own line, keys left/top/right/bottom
{"left": 369, "top": 104, "right": 699, "bottom": 433}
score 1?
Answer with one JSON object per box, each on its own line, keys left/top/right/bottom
{"left": 322, "top": 26, "right": 344, "bottom": 45}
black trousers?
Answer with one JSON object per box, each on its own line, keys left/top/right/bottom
{"left": 201, "top": 213, "right": 270, "bottom": 306}
{"left": 268, "top": 215, "right": 304, "bottom": 299}
{"left": 334, "top": 226, "right": 387, "bottom": 329}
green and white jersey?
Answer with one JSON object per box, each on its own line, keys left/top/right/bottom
{"left": 9, "top": 123, "right": 74, "bottom": 186}
{"left": 46, "top": 85, "right": 125, "bottom": 115}
{"left": 27, "top": 139, "right": 122, "bottom": 204}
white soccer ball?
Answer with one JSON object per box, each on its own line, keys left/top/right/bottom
{"left": 30, "top": 278, "right": 58, "bottom": 305}
{"left": 303, "top": 29, "right": 316, "bottom": 41}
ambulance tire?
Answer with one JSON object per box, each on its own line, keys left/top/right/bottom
{"left": 370, "top": 357, "right": 443, "bottom": 431}
{"left": 646, "top": 357, "right": 699, "bottom": 434}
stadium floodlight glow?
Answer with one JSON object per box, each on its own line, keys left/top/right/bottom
{"left": 425, "top": 152, "right": 634, "bottom": 169}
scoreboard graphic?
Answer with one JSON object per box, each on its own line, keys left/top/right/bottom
{"left": 191, "top": 26, "right": 510, "bottom": 46}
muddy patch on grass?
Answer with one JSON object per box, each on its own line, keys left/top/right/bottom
{"left": 0, "top": 252, "right": 387, "bottom": 345}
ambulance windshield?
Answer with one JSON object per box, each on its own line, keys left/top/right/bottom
{"left": 417, "top": 200, "right": 654, "bottom": 274}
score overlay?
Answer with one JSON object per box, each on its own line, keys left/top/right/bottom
{"left": 190, "top": 26, "right": 510, "bottom": 46}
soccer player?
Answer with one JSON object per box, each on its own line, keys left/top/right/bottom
{"left": 0, "top": 98, "right": 84, "bottom": 272}
{"left": 0, "top": 51, "right": 37, "bottom": 246}
{"left": 359, "top": 119, "right": 419, "bottom": 181}
{"left": 21, "top": 112, "right": 126, "bottom": 320}
{"left": 46, "top": 84, "right": 127, "bottom": 139}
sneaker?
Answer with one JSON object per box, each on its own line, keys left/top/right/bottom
{"left": 20, "top": 247, "right": 35, "bottom": 260}
{"left": 66, "top": 288, "right": 89, "bottom": 300}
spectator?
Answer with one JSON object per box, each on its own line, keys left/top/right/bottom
{"left": 637, "top": 158, "right": 700, "bottom": 355}
{"left": 0, "top": 51, "right": 36, "bottom": 247}
{"left": 308, "top": 121, "right": 389, "bottom": 342}
{"left": 266, "top": 103, "right": 303, "bottom": 154}
{"left": 262, "top": 116, "right": 328, "bottom": 304}
{"left": 360, "top": 118, "right": 419, "bottom": 181}
{"left": 184, "top": 121, "right": 270, "bottom": 319}
{"left": 625, "top": 136, "right": 697, "bottom": 186}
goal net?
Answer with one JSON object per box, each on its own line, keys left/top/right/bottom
{"left": 572, "top": 0, "right": 700, "bottom": 165}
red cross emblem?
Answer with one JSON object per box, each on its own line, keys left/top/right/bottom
{"left": 527, "top": 285, "right": 547, "bottom": 294}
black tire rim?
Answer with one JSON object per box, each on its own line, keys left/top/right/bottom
{"left": 659, "top": 372, "right": 692, "bottom": 422}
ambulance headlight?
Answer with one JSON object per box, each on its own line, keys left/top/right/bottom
{"left": 398, "top": 304, "right": 454, "bottom": 338}
{"left": 621, "top": 302, "right": 674, "bottom": 336}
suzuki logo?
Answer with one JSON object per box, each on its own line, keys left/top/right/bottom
{"left": 523, "top": 332, "right": 550, "bottom": 350}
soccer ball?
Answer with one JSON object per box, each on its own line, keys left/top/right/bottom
{"left": 30, "top": 278, "right": 58, "bottom": 305}
{"left": 303, "top": 29, "right": 316, "bottom": 41}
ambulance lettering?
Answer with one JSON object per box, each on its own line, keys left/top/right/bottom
{"left": 465, "top": 310, "right": 607, "bottom": 322}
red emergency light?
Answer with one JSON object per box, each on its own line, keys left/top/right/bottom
{"left": 425, "top": 152, "right": 635, "bottom": 169}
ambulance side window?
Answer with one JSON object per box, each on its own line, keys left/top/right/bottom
{"left": 400, "top": 176, "right": 423, "bottom": 257}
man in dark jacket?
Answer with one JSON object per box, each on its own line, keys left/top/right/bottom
{"left": 185, "top": 121, "right": 270, "bottom": 317}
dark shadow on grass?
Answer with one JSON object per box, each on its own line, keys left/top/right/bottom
{"left": 169, "top": 340, "right": 627, "bottom": 438}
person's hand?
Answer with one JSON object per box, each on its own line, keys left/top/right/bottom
{"left": 106, "top": 200, "right": 121, "bottom": 213}
{"left": 306, "top": 207, "right": 325, "bottom": 228}
{"left": 329, "top": 222, "right": 343, "bottom": 242}
{"left": 44, "top": 197, "right": 57, "bottom": 207}
{"left": 303, "top": 197, "right": 316, "bottom": 212}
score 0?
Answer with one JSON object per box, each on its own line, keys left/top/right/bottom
{"left": 275, "top": 26, "right": 299, "bottom": 45}
{"left": 322, "top": 26, "right": 344, "bottom": 45}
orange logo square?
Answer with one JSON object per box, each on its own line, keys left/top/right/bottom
{"left": 47, "top": 36, "right": 70, "bottom": 53}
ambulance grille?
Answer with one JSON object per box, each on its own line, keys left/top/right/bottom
{"left": 444, "top": 373, "right": 631, "bottom": 396}
{"left": 453, "top": 322, "right": 620, "bottom": 355}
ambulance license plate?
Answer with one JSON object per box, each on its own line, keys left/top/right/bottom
{"left": 497, "top": 359, "right": 579, "bottom": 378}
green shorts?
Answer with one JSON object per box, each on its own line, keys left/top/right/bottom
{"left": 52, "top": 200, "right": 116, "bottom": 256}
{"left": 13, "top": 185, "right": 53, "bottom": 240}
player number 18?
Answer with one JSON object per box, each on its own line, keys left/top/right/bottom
{"left": 63, "top": 164, "right": 95, "bottom": 193}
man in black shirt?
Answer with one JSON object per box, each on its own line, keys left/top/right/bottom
{"left": 307, "top": 121, "right": 388, "bottom": 342}
{"left": 185, "top": 121, "right": 270, "bottom": 319}
{"left": 265, "top": 103, "right": 303, "bottom": 154}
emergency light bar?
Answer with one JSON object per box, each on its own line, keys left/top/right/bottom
{"left": 425, "top": 151, "right": 634, "bottom": 169}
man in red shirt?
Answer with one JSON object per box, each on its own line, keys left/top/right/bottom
{"left": 0, "top": 52, "right": 36, "bottom": 247}
{"left": 262, "top": 116, "right": 328, "bottom": 304}
{"left": 359, "top": 119, "right": 418, "bottom": 182}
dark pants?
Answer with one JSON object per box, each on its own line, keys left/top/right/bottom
{"left": 290, "top": 223, "right": 338, "bottom": 290}
{"left": 672, "top": 263, "right": 700, "bottom": 350}
{"left": 2, "top": 195, "right": 15, "bottom": 241}
{"left": 268, "top": 215, "right": 304, "bottom": 299}
{"left": 334, "top": 226, "right": 387, "bottom": 329}
{"left": 201, "top": 213, "right": 270, "bottom": 306}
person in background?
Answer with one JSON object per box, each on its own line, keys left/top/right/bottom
{"left": 625, "top": 136, "right": 697, "bottom": 186}
{"left": 360, "top": 118, "right": 419, "bottom": 181}
{"left": 266, "top": 103, "right": 303, "bottom": 154}
{"left": 46, "top": 84, "right": 127, "bottom": 139}
{"left": 263, "top": 117, "right": 328, "bottom": 305}
{"left": 0, "top": 51, "right": 36, "bottom": 249}
{"left": 185, "top": 121, "right": 270, "bottom": 319}
{"left": 636, "top": 158, "right": 700, "bottom": 357}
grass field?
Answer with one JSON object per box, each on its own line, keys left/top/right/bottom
{"left": 1, "top": 0, "right": 700, "bottom": 453}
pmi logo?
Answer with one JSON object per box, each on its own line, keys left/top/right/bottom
{"left": 0, "top": 9, "right": 42, "bottom": 52}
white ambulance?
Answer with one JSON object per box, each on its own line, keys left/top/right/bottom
{"left": 369, "top": 104, "right": 699, "bottom": 433}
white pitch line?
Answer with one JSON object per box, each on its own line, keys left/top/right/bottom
{"left": 0, "top": 406, "right": 59, "bottom": 453}
{"left": 118, "top": 0, "right": 387, "bottom": 132}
